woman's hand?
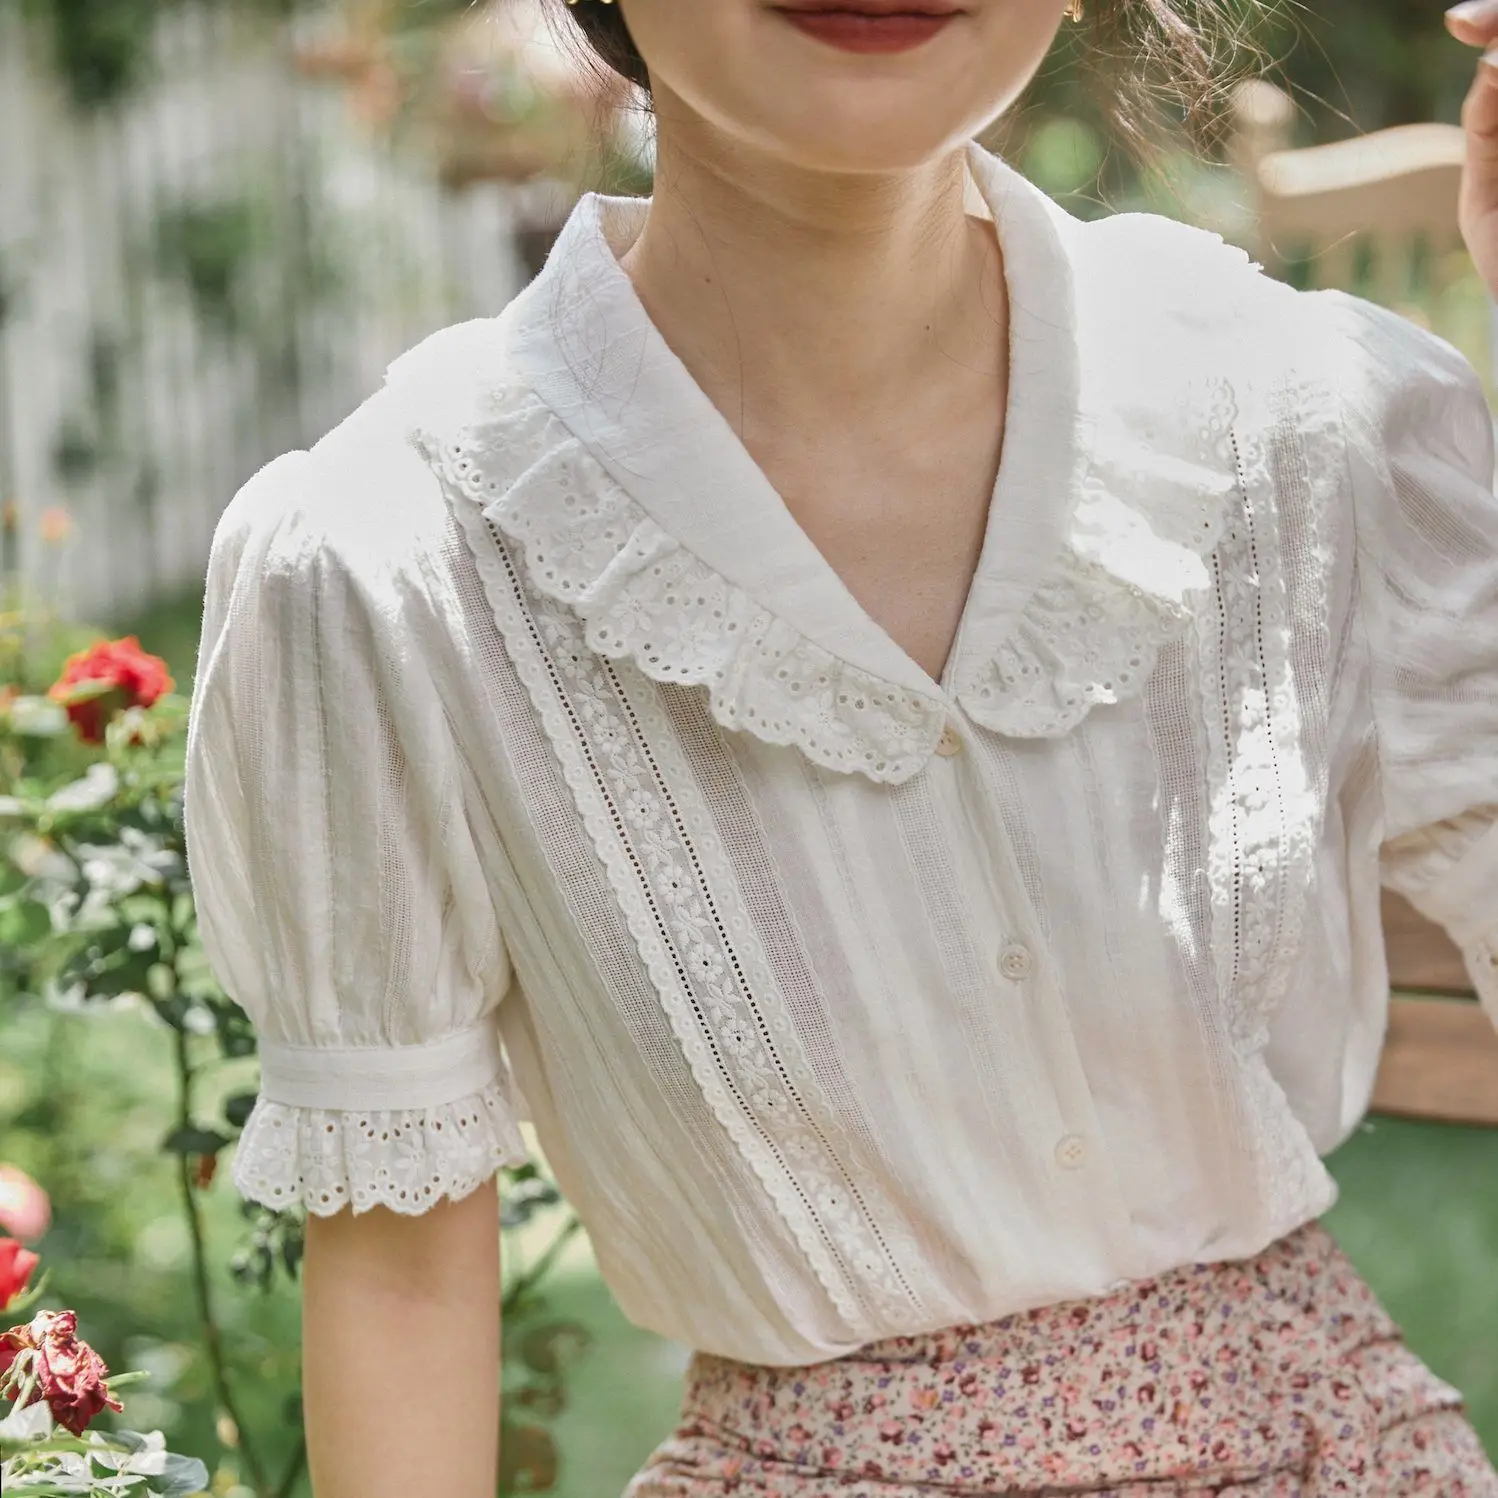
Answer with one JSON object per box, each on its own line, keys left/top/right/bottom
{"left": 1446, "top": 2, "right": 1498, "bottom": 296}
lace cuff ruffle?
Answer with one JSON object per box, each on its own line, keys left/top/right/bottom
{"left": 230, "top": 1078, "right": 531, "bottom": 1216}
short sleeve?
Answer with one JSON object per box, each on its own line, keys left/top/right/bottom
{"left": 1324, "top": 290, "right": 1498, "bottom": 1014}
{"left": 183, "top": 449, "right": 530, "bottom": 1216}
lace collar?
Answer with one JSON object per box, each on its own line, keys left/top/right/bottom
{"left": 401, "top": 141, "right": 1256, "bottom": 784}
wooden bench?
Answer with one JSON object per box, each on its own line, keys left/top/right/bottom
{"left": 1376, "top": 894, "right": 1498, "bottom": 1126}
{"left": 1231, "top": 80, "right": 1498, "bottom": 1128}
{"left": 1229, "top": 78, "right": 1470, "bottom": 321}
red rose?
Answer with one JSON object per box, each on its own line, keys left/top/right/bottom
{"left": 47, "top": 636, "right": 174, "bottom": 746}
{"left": 6, "top": 1307, "right": 124, "bottom": 1435}
{"left": 0, "top": 1236, "right": 39, "bottom": 1312}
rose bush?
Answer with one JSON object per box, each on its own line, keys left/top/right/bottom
{"left": 0, "top": 1225, "right": 209, "bottom": 1496}
{"left": 1, "top": 573, "right": 587, "bottom": 1494}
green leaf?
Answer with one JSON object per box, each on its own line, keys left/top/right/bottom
{"left": 223, "top": 1092, "right": 257, "bottom": 1129}
{"left": 518, "top": 1320, "right": 590, "bottom": 1375}
{"left": 0, "top": 1479, "right": 94, "bottom": 1495}
{"left": 117, "top": 894, "right": 166, "bottom": 926}
{"left": 159, "top": 1125, "right": 230, "bottom": 1157}
{"left": 0, "top": 898, "right": 52, "bottom": 947}
{"left": 151, "top": 1452, "right": 210, "bottom": 1496}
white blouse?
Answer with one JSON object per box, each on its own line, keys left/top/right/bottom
{"left": 182, "top": 140, "right": 1498, "bottom": 1367}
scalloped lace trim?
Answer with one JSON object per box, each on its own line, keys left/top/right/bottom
{"left": 410, "top": 354, "right": 1243, "bottom": 762}
{"left": 958, "top": 378, "right": 1242, "bottom": 740}
{"left": 230, "top": 1081, "right": 530, "bottom": 1217}
{"left": 413, "top": 388, "right": 948, "bottom": 783}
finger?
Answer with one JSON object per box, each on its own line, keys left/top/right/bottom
{"left": 1462, "top": 46, "right": 1498, "bottom": 148}
{"left": 1446, "top": 0, "right": 1498, "bottom": 42}
{"left": 1460, "top": 50, "right": 1498, "bottom": 236}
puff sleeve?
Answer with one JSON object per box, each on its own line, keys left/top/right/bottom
{"left": 1325, "top": 290, "right": 1498, "bottom": 1017}
{"left": 183, "top": 449, "right": 530, "bottom": 1216}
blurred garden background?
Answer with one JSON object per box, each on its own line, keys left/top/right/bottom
{"left": 1, "top": 1, "right": 1496, "bottom": 1494}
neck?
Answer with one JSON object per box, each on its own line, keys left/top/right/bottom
{"left": 617, "top": 121, "right": 1005, "bottom": 439}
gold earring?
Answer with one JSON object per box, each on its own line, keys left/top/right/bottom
{"left": 1065, "top": 0, "right": 1083, "bottom": 18}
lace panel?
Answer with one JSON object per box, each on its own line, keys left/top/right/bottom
{"left": 430, "top": 418, "right": 952, "bottom": 1341}
{"left": 1190, "top": 354, "right": 1344, "bottom": 1233}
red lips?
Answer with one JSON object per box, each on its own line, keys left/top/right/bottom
{"left": 772, "top": 1, "right": 964, "bottom": 53}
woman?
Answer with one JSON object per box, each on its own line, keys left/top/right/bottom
{"left": 182, "top": 1, "right": 1498, "bottom": 1492}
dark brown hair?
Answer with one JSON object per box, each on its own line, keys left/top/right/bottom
{"left": 559, "top": 0, "right": 1273, "bottom": 164}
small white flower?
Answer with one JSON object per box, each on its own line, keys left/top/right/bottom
{"left": 72, "top": 830, "right": 181, "bottom": 903}
{"left": 8, "top": 696, "right": 67, "bottom": 737}
{"left": 46, "top": 761, "right": 120, "bottom": 813}
{"left": 10, "top": 832, "right": 76, "bottom": 881}
{"left": 40, "top": 974, "right": 89, "bottom": 1012}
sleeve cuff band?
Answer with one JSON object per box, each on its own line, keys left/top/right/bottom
{"left": 257, "top": 1020, "right": 504, "bottom": 1111}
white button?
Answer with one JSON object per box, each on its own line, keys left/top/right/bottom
{"left": 935, "top": 723, "right": 962, "bottom": 756}
{"left": 1054, "top": 1133, "right": 1087, "bottom": 1169}
{"left": 998, "top": 941, "right": 1034, "bottom": 981}
{"left": 1107, "top": 1278, "right": 1132, "bottom": 1294}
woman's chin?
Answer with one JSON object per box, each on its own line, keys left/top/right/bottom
{"left": 733, "top": 101, "right": 992, "bottom": 177}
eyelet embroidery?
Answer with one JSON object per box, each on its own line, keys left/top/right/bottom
{"left": 231, "top": 1082, "right": 529, "bottom": 1217}
{"left": 1192, "top": 354, "right": 1341, "bottom": 1236}
{"left": 422, "top": 389, "right": 946, "bottom": 785}
{"left": 955, "top": 371, "right": 1242, "bottom": 740}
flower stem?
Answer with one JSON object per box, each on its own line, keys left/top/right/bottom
{"left": 272, "top": 1434, "right": 307, "bottom": 1498}
{"left": 173, "top": 1023, "right": 270, "bottom": 1496}
{"left": 501, "top": 1213, "right": 582, "bottom": 1316}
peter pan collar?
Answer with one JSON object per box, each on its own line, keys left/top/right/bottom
{"left": 400, "top": 141, "right": 1259, "bottom": 784}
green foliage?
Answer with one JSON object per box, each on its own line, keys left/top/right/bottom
{"left": 18, "top": 0, "right": 315, "bottom": 112}
{"left": 20, "top": 0, "right": 161, "bottom": 111}
{"left": 1258, "top": 0, "right": 1483, "bottom": 138}
{"left": 149, "top": 202, "right": 266, "bottom": 341}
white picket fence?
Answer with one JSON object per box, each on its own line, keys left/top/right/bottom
{"left": 0, "top": 1, "right": 554, "bottom": 626}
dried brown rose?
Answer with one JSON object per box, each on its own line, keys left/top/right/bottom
{"left": 1, "top": 1307, "right": 124, "bottom": 1435}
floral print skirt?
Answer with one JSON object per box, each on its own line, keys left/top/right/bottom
{"left": 623, "top": 1219, "right": 1498, "bottom": 1496}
